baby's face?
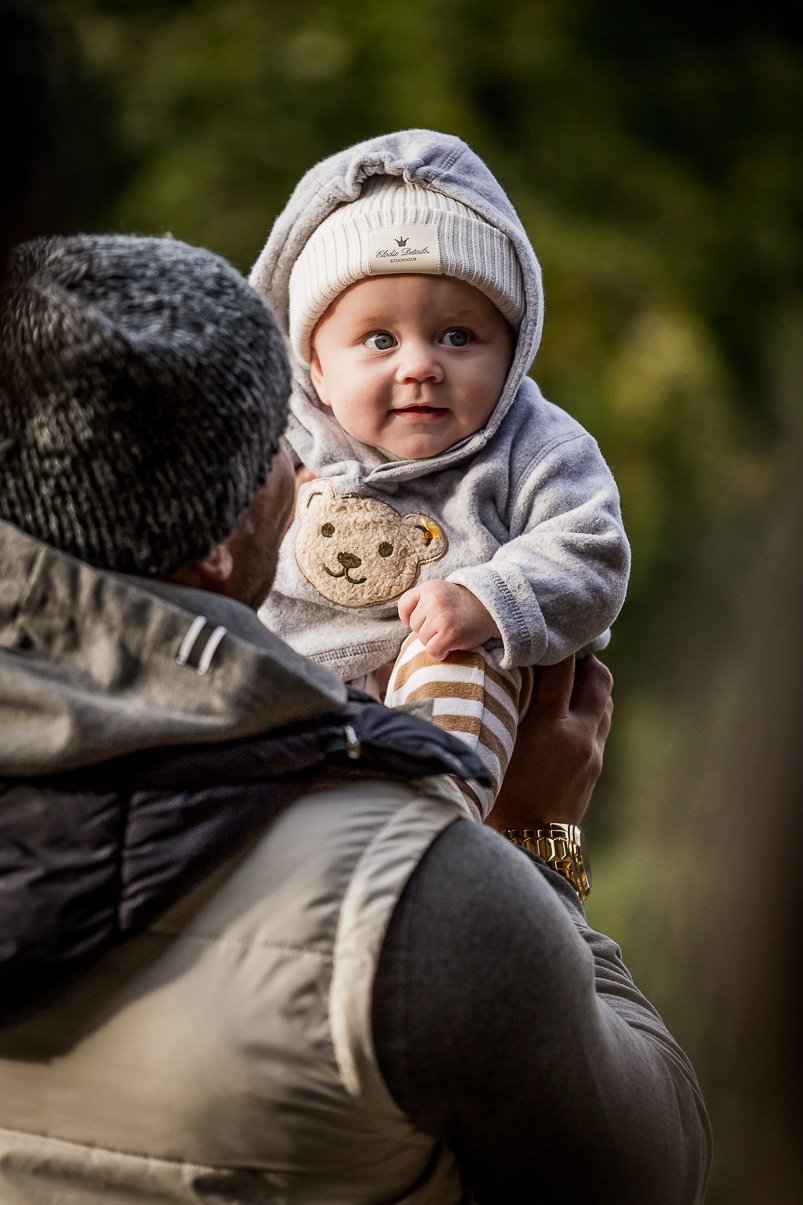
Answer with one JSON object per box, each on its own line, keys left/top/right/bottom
{"left": 309, "top": 275, "right": 514, "bottom": 460}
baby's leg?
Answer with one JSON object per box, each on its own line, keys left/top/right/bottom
{"left": 383, "top": 634, "right": 534, "bottom": 821}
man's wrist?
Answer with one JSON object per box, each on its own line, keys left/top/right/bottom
{"left": 503, "top": 822, "right": 591, "bottom": 902}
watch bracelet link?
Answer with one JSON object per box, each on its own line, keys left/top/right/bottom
{"left": 503, "top": 822, "right": 591, "bottom": 902}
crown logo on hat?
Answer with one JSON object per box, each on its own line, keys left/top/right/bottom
{"left": 395, "top": 237, "right": 408, "bottom": 247}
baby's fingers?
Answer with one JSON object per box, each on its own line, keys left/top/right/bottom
{"left": 422, "top": 630, "right": 454, "bottom": 661}
{"left": 398, "top": 587, "right": 420, "bottom": 627}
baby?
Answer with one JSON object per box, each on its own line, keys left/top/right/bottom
{"left": 251, "top": 129, "right": 630, "bottom": 818}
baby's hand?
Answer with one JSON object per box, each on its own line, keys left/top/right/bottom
{"left": 398, "top": 580, "right": 500, "bottom": 661}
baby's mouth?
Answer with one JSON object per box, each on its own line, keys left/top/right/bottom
{"left": 393, "top": 404, "right": 447, "bottom": 418}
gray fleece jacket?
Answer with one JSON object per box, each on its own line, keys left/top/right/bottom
{"left": 251, "top": 129, "right": 630, "bottom": 682}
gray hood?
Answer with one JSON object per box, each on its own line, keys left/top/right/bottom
{"left": 250, "top": 128, "right": 544, "bottom": 484}
{"left": 0, "top": 521, "right": 346, "bottom": 777}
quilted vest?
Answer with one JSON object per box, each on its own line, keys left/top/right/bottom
{"left": 0, "top": 773, "right": 475, "bottom": 1204}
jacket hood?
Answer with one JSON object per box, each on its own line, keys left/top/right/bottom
{"left": 250, "top": 129, "right": 544, "bottom": 485}
{"left": 0, "top": 520, "right": 347, "bottom": 777}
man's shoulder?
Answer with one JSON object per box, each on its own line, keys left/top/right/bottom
{"left": 398, "top": 816, "right": 583, "bottom": 933}
{"left": 372, "top": 817, "right": 590, "bottom": 1139}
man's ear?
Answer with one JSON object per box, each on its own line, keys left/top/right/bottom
{"left": 309, "top": 347, "right": 332, "bottom": 407}
{"left": 196, "top": 542, "right": 235, "bottom": 586}
{"left": 171, "top": 541, "right": 235, "bottom": 593}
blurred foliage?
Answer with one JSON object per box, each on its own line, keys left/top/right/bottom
{"left": 0, "top": 0, "right": 123, "bottom": 269}
{"left": 14, "top": 1, "right": 803, "bottom": 1199}
{"left": 589, "top": 379, "right": 803, "bottom": 1205}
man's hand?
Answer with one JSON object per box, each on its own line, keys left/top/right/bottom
{"left": 485, "top": 654, "right": 613, "bottom": 832}
{"left": 397, "top": 580, "right": 500, "bottom": 660}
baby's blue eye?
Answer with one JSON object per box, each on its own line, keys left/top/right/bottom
{"left": 365, "top": 331, "right": 397, "bottom": 351}
{"left": 441, "top": 328, "right": 471, "bottom": 347}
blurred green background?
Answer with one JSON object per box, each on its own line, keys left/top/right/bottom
{"left": 6, "top": 1, "right": 802, "bottom": 1199}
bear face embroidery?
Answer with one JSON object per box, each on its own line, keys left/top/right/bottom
{"left": 294, "top": 479, "right": 448, "bottom": 607}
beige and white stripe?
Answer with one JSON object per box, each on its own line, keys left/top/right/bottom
{"left": 383, "top": 634, "right": 533, "bottom": 821}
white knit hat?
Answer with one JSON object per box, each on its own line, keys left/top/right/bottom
{"left": 288, "top": 176, "right": 525, "bottom": 363}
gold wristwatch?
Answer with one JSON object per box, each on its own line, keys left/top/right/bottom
{"left": 503, "top": 823, "right": 591, "bottom": 902}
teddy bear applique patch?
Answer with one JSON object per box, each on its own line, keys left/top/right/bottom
{"left": 294, "top": 478, "right": 448, "bottom": 607}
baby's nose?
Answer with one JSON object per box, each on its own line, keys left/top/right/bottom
{"left": 338, "top": 551, "right": 362, "bottom": 569}
{"left": 395, "top": 341, "right": 444, "bottom": 383}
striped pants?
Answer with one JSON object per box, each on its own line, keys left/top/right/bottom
{"left": 382, "top": 634, "right": 534, "bottom": 821}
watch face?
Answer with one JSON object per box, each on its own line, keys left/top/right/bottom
{"left": 573, "top": 848, "right": 591, "bottom": 901}
{"left": 563, "top": 827, "right": 590, "bottom": 901}
{"left": 580, "top": 847, "right": 591, "bottom": 890}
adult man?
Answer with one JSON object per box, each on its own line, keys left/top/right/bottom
{"left": 0, "top": 234, "right": 710, "bottom": 1203}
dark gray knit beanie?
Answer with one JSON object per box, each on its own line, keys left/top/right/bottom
{"left": 0, "top": 234, "right": 290, "bottom": 576}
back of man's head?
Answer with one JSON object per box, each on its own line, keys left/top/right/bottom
{"left": 0, "top": 234, "right": 289, "bottom": 576}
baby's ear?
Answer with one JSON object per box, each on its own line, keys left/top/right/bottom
{"left": 300, "top": 477, "right": 337, "bottom": 514}
{"left": 309, "top": 347, "right": 332, "bottom": 407}
{"left": 401, "top": 514, "right": 449, "bottom": 565}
